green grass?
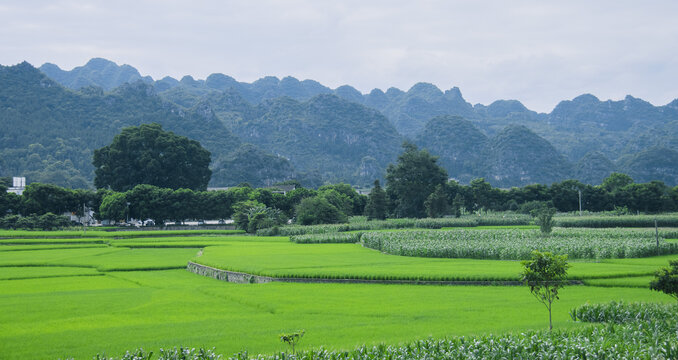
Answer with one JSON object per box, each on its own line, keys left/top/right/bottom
{"left": 194, "top": 242, "right": 678, "bottom": 281}
{"left": 582, "top": 276, "right": 655, "bottom": 288}
{"left": 0, "top": 229, "right": 245, "bottom": 238}
{"left": 0, "top": 237, "right": 105, "bottom": 244}
{"left": 110, "top": 235, "right": 288, "bottom": 248}
{"left": 0, "top": 228, "right": 676, "bottom": 359}
{"left": 0, "top": 244, "right": 109, "bottom": 251}
{"left": 0, "top": 269, "right": 672, "bottom": 360}
{"left": 0, "top": 247, "right": 199, "bottom": 271}
{"left": 0, "top": 266, "right": 102, "bottom": 280}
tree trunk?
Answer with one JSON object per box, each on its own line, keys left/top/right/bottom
{"left": 548, "top": 304, "right": 552, "bottom": 331}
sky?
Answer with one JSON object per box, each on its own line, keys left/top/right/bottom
{"left": 1, "top": 0, "right": 677, "bottom": 112}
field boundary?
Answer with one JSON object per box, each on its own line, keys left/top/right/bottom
{"left": 186, "top": 261, "right": 584, "bottom": 286}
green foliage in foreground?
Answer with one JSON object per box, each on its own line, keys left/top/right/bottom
{"left": 91, "top": 347, "right": 221, "bottom": 360}
{"left": 362, "top": 228, "right": 678, "bottom": 260}
{"left": 93, "top": 301, "right": 678, "bottom": 360}
{"left": 650, "top": 260, "right": 678, "bottom": 301}
{"left": 570, "top": 300, "right": 678, "bottom": 324}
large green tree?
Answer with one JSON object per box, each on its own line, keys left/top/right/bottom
{"left": 386, "top": 142, "right": 448, "bottom": 218}
{"left": 93, "top": 123, "right": 211, "bottom": 191}
{"left": 98, "top": 192, "right": 128, "bottom": 223}
{"left": 21, "top": 183, "right": 78, "bottom": 215}
{"left": 364, "top": 180, "right": 387, "bottom": 220}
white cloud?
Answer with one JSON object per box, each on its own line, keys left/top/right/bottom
{"left": 0, "top": 0, "right": 677, "bottom": 111}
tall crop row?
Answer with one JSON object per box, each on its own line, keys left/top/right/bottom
{"left": 257, "top": 215, "right": 530, "bottom": 236}
{"left": 362, "top": 228, "right": 678, "bottom": 260}
{"left": 555, "top": 214, "right": 678, "bottom": 228}
{"left": 291, "top": 232, "right": 363, "bottom": 244}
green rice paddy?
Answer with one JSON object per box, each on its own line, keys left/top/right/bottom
{"left": 194, "top": 242, "right": 676, "bottom": 281}
{"left": 0, "top": 227, "right": 675, "bottom": 359}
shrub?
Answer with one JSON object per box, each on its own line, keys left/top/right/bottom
{"left": 295, "top": 197, "right": 347, "bottom": 225}
{"left": 650, "top": 260, "right": 678, "bottom": 301}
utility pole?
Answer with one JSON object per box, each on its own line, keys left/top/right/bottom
{"left": 83, "top": 203, "right": 87, "bottom": 235}
{"left": 578, "top": 189, "right": 582, "bottom": 216}
{"left": 655, "top": 218, "right": 659, "bottom": 255}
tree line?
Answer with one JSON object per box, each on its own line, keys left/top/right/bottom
{"left": 381, "top": 143, "right": 678, "bottom": 219}
{"left": 2, "top": 143, "right": 677, "bottom": 230}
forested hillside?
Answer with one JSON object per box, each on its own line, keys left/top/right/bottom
{"left": 0, "top": 62, "right": 295, "bottom": 188}
{"left": 1, "top": 58, "right": 677, "bottom": 188}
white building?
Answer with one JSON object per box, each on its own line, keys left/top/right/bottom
{"left": 7, "top": 177, "right": 26, "bottom": 195}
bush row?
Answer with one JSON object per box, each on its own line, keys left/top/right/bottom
{"left": 0, "top": 213, "right": 73, "bottom": 230}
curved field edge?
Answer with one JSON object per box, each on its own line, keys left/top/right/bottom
{"left": 192, "top": 243, "right": 678, "bottom": 282}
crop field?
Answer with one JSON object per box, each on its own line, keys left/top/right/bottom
{"left": 0, "top": 229, "right": 245, "bottom": 239}
{"left": 0, "top": 227, "right": 676, "bottom": 359}
{"left": 362, "top": 228, "right": 678, "bottom": 259}
{"left": 194, "top": 242, "right": 677, "bottom": 281}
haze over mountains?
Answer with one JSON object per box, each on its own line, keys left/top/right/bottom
{"left": 0, "top": 58, "right": 675, "bottom": 189}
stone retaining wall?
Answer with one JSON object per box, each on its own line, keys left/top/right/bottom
{"left": 187, "top": 261, "right": 583, "bottom": 286}
{"left": 186, "top": 262, "right": 272, "bottom": 284}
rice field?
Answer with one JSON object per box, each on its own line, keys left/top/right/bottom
{"left": 0, "top": 226, "right": 676, "bottom": 359}
{"left": 193, "top": 242, "right": 677, "bottom": 281}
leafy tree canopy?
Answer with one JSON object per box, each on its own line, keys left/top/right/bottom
{"left": 650, "top": 260, "right": 678, "bottom": 301}
{"left": 386, "top": 142, "right": 448, "bottom": 218}
{"left": 93, "top": 123, "right": 211, "bottom": 191}
{"left": 295, "top": 196, "right": 347, "bottom": 225}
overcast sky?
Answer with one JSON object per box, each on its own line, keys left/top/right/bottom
{"left": 1, "top": 0, "right": 677, "bottom": 112}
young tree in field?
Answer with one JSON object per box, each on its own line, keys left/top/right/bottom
{"left": 531, "top": 206, "right": 556, "bottom": 235}
{"left": 364, "top": 180, "right": 387, "bottom": 220}
{"left": 521, "top": 250, "right": 570, "bottom": 331}
{"left": 650, "top": 260, "right": 678, "bottom": 301}
{"left": 386, "top": 142, "right": 448, "bottom": 218}
{"left": 279, "top": 330, "right": 305, "bottom": 355}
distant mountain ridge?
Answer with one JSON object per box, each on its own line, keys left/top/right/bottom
{"left": 1, "top": 58, "right": 675, "bottom": 187}
{"left": 38, "top": 59, "right": 678, "bottom": 156}
{"left": 40, "top": 58, "right": 154, "bottom": 91}
{"left": 0, "top": 62, "right": 296, "bottom": 188}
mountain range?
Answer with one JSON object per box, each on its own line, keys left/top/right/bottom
{"left": 0, "top": 57, "right": 675, "bottom": 188}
